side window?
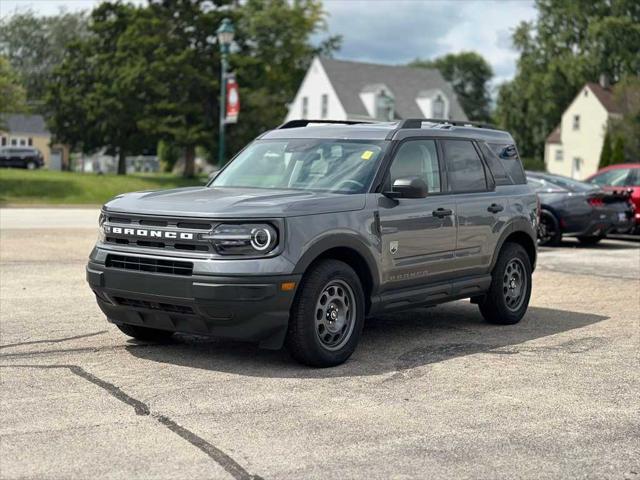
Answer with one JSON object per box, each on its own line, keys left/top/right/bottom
{"left": 442, "top": 140, "right": 487, "bottom": 192}
{"left": 389, "top": 140, "right": 441, "bottom": 194}
{"left": 488, "top": 142, "right": 526, "bottom": 184}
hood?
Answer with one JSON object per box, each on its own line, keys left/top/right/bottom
{"left": 104, "top": 186, "right": 366, "bottom": 218}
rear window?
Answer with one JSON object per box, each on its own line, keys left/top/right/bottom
{"left": 487, "top": 142, "right": 526, "bottom": 185}
{"left": 539, "top": 174, "right": 597, "bottom": 192}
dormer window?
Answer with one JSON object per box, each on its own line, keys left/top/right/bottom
{"left": 359, "top": 84, "right": 395, "bottom": 121}
{"left": 375, "top": 90, "right": 394, "bottom": 121}
{"left": 432, "top": 94, "right": 445, "bottom": 119}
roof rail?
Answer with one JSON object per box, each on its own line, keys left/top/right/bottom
{"left": 397, "top": 118, "right": 497, "bottom": 130}
{"left": 277, "top": 119, "right": 373, "bottom": 129}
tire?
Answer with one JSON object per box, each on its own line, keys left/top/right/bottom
{"left": 479, "top": 242, "right": 532, "bottom": 325}
{"left": 115, "top": 323, "right": 174, "bottom": 342}
{"left": 577, "top": 235, "right": 603, "bottom": 245}
{"left": 26, "top": 160, "right": 37, "bottom": 170}
{"left": 285, "top": 259, "right": 365, "bottom": 367}
{"left": 538, "top": 209, "right": 561, "bottom": 246}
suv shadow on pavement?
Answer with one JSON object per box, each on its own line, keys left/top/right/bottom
{"left": 124, "top": 302, "right": 608, "bottom": 379}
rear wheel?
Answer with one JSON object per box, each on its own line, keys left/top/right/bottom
{"left": 577, "top": 235, "right": 603, "bottom": 245}
{"left": 26, "top": 160, "right": 37, "bottom": 170}
{"left": 538, "top": 209, "right": 561, "bottom": 246}
{"left": 479, "top": 243, "right": 532, "bottom": 325}
{"left": 115, "top": 323, "right": 174, "bottom": 341}
{"left": 286, "top": 259, "right": 365, "bottom": 367}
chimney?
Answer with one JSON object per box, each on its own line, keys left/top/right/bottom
{"left": 599, "top": 73, "right": 610, "bottom": 89}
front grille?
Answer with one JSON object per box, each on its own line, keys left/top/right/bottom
{"left": 106, "top": 254, "right": 193, "bottom": 276}
{"left": 113, "top": 296, "right": 194, "bottom": 314}
{"left": 103, "top": 214, "right": 214, "bottom": 253}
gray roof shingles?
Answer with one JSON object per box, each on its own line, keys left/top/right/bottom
{"left": 319, "top": 57, "right": 468, "bottom": 121}
{"left": 1, "top": 114, "right": 49, "bottom": 136}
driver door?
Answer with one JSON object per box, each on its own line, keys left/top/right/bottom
{"left": 376, "top": 139, "right": 457, "bottom": 292}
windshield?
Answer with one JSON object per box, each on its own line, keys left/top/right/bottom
{"left": 211, "top": 139, "right": 387, "bottom": 194}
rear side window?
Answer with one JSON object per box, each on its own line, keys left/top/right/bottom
{"left": 442, "top": 140, "right": 487, "bottom": 192}
{"left": 479, "top": 143, "right": 510, "bottom": 185}
{"left": 488, "top": 142, "right": 526, "bottom": 184}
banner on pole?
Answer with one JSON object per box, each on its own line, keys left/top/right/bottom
{"left": 225, "top": 73, "right": 240, "bottom": 124}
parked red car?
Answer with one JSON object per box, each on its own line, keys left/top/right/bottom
{"left": 586, "top": 163, "right": 640, "bottom": 233}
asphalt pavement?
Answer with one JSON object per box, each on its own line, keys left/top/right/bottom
{"left": 1, "top": 208, "right": 639, "bottom": 479}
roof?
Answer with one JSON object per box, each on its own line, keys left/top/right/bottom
{"left": 546, "top": 124, "right": 561, "bottom": 144}
{"left": 0, "top": 114, "right": 49, "bottom": 135}
{"left": 262, "top": 120, "right": 511, "bottom": 143}
{"left": 319, "top": 57, "right": 468, "bottom": 121}
{"left": 586, "top": 82, "right": 621, "bottom": 114}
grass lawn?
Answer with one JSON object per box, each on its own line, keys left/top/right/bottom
{"left": 0, "top": 169, "right": 207, "bottom": 206}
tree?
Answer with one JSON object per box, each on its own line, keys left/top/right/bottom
{"left": 0, "top": 56, "right": 27, "bottom": 116}
{"left": 45, "top": 3, "right": 155, "bottom": 174}
{"left": 495, "top": 0, "right": 640, "bottom": 160}
{"left": 410, "top": 52, "right": 493, "bottom": 123}
{"left": 0, "top": 10, "right": 88, "bottom": 106}
{"left": 609, "top": 75, "right": 640, "bottom": 162}
{"left": 611, "top": 137, "right": 625, "bottom": 164}
{"left": 599, "top": 131, "right": 612, "bottom": 168}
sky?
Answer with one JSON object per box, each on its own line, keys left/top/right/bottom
{"left": 1, "top": 0, "right": 537, "bottom": 87}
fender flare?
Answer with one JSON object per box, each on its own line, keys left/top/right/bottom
{"left": 490, "top": 218, "right": 537, "bottom": 271}
{"left": 292, "top": 232, "right": 381, "bottom": 292}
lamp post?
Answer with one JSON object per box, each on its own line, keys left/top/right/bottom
{"left": 217, "top": 17, "right": 235, "bottom": 166}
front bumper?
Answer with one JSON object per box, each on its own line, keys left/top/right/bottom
{"left": 87, "top": 257, "right": 301, "bottom": 349}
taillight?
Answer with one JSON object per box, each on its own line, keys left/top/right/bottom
{"left": 587, "top": 197, "right": 604, "bottom": 208}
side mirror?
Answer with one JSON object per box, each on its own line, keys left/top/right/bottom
{"left": 385, "top": 176, "right": 429, "bottom": 199}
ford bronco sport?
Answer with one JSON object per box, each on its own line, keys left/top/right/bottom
{"left": 87, "top": 119, "right": 537, "bottom": 367}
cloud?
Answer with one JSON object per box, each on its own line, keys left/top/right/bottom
{"left": 320, "top": 0, "right": 537, "bottom": 82}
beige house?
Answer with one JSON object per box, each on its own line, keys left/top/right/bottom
{"left": 544, "top": 80, "right": 621, "bottom": 179}
{"left": 0, "top": 114, "right": 69, "bottom": 170}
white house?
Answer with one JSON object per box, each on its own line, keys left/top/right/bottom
{"left": 285, "top": 56, "right": 467, "bottom": 123}
{"left": 544, "top": 80, "right": 621, "bottom": 179}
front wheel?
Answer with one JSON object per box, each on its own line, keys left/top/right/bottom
{"left": 285, "top": 259, "right": 365, "bottom": 367}
{"left": 26, "top": 160, "right": 37, "bottom": 170}
{"left": 538, "top": 209, "right": 561, "bottom": 246}
{"left": 479, "top": 242, "right": 532, "bottom": 325}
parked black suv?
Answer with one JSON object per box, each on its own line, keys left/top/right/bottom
{"left": 0, "top": 146, "right": 44, "bottom": 169}
{"left": 87, "top": 119, "right": 538, "bottom": 367}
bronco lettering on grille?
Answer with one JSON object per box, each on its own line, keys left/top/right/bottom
{"left": 105, "top": 226, "right": 194, "bottom": 240}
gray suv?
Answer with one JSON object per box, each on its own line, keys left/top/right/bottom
{"left": 87, "top": 119, "right": 538, "bottom": 367}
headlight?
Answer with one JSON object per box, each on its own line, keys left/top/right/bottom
{"left": 204, "top": 223, "right": 279, "bottom": 256}
{"left": 97, "top": 212, "right": 106, "bottom": 242}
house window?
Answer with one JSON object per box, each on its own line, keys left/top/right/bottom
{"left": 375, "top": 91, "right": 394, "bottom": 121}
{"left": 28, "top": 138, "right": 33, "bottom": 146}
{"left": 573, "top": 115, "right": 580, "bottom": 130}
{"left": 19, "top": 138, "right": 26, "bottom": 146}
{"left": 555, "top": 149, "right": 563, "bottom": 161}
{"left": 1, "top": 136, "right": 6, "bottom": 146}
{"left": 10, "top": 138, "right": 17, "bottom": 146}
{"left": 321, "top": 94, "right": 328, "bottom": 119}
{"left": 572, "top": 157, "right": 582, "bottom": 178}
{"left": 432, "top": 94, "right": 445, "bottom": 119}
{"left": 302, "top": 96, "right": 308, "bottom": 118}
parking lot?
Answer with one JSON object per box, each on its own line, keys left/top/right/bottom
{"left": 1, "top": 208, "right": 639, "bottom": 479}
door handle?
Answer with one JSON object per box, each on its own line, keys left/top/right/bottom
{"left": 487, "top": 203, "right": 504, "bottom": 213}
{"left": 432, "top": 208, "right": 453, "bottom": 218}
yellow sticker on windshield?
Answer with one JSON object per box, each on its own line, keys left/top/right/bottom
{"left": 361, "top": 150, "right": 374, "bottom": 160}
